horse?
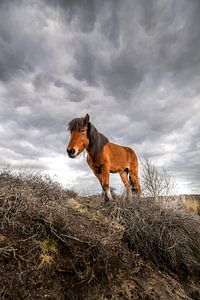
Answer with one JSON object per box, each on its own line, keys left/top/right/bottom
{"left": 67, "top": 114, "right": 140, "bottom": 203}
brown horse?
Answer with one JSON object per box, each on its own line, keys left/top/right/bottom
{"left": 67, "top": 114, "right": 140, "bottom": 203}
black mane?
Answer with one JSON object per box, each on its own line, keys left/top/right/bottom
{"left": 68, "top": 117, "right": 86, "bottom": 132}
{"left": 87, "top": 123, "right": 109, "bottom": 159}
{"left": 68, "top": 117, "right": 109, "bottom": 159}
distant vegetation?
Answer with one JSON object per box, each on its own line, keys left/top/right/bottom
{"left": 141, "top": 158, "right": 200, "bottom": 215}
{"left": 0, "top": 170, "right": 200, "bottom": 299}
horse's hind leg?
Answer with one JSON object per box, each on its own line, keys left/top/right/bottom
{"left": 128, "top": 169, "right": 140, "bottom": 200}
{"left": 119, "top": 170, "right": 132, "bottom": 201}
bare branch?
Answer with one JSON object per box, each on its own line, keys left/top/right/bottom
{"left": 141, "top": 158, "right": 175, "bottom": 198}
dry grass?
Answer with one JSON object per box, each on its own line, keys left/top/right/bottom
{"left": 183, "top": 197, "right": 200, "bottom": 215}
{"left": 0, "top": 170, "right": 200, "bottom": 299}
{"left": 185, "top": 199, "right": 199, "bottom": 214}
{"left": 38, "top": 238, "right": 58, "bottom": 268}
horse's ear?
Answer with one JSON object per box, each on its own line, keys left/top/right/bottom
{"left": 84, "top": 113, "right": 90, "bottom": 124}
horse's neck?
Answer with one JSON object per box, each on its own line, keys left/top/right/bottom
{"left": 86, "top": 147, "right": 95, "bottom": 160}
{"left": 85, "top": 145, "right": 100, "bottom": 163}
{"left": 86, "top": 125, "right": 109, "bottom": 160}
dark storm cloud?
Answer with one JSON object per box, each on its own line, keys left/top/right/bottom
{"left": 45, "top": 0, "right": 98, "bottom": 32}
{"left": 0, "top": 0, "right": 200, "bottom": 193}
{"left": 0, "top": 1, "right": 44, "bottom": 81}
{"left": 46, "top": 0, "right": 200, "bottom": 100}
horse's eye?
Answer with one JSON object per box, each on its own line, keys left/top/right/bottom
{"left": 81, "top": 129, "right": 85, "bottom": 133}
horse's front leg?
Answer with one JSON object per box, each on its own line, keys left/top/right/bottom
{"left": 93, "top": 172, "right": 102, "bottom": 188}
{"left": 101, "top": 165, "right": 113, "bottom": 203}
{"left": 87, "top": 156, "right": 103, "bottom": 190}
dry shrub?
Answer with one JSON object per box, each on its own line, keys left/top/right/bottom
{"left": 1, "top": 171, "right": 200, "bottom": 299}
{"left": 0, "top": 170, "right": 71, "bottom": 235}
{"left": 141, "top": 158, "right": 175, "bottom": 198}
{"left": 0, "top": 171, "right": 136, "bottom": 299}
{"left": 119, "top": 198, "right": 200, "bottom": 280}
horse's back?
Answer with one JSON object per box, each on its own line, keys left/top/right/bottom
{"left": 104, "top": 142, "right": 137, "bottom": 157}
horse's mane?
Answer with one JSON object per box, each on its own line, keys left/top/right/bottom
{"left": 68, "top": 117, "right": 86, "bottom": 132}
{"left": 87, "top": 122, "right": 109, "bottom": 159}
{"left": 68, "top": 117, "right": 109, "bottom": 159}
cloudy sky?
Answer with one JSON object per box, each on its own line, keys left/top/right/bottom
{"left": 0, "top": 0, "right": 200, "bottom": 194}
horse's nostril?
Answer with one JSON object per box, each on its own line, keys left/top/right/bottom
{"left": 67, "top": 148, "right": 75, "bottom": 156}
{"left": 71, "top": 149, "right": 75, "bottom": 155}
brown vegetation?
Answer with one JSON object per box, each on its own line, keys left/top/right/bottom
{"left": 181, "top": 195, "right": 200, "bottom": 215}
{"left": 0, "top": 171, "right": 200, "bottom": 299}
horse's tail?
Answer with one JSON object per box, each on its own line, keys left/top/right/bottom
{"left": 124, "top": 168, "right": 137, "bottom": 193}
{"left": 128, "top": 174, "right": 137, "bottom": 193}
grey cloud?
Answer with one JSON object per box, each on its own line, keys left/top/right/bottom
{"left": 63, "top": 0, "right": 200, "bottom": 101}
{"left": 72, "top": 42, "right": 98, "bottom": 86}
{"left": 45, "top": 0, "right": 99, "bottom": 32}
{"left": 0, "top": 0, "right": 199, "bottom": 194}
{"left": 54, "top": 80, "right": 85, "bottom": 102}
{"left": 0, "top": 3, "right": 40, "bottom": 80}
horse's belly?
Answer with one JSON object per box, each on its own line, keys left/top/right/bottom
{"left": 110, "top": 157, "right": 129, "bottom": 173}
{"left": 110, "top": 164, "right": 128, "bottom": 173}
{"left": 110, "top": 169, "right": 120, "bottom": 174}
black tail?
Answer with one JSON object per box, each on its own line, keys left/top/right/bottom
{"left": 124, "top": 168, "right": 136, "bottom": 193}
{"left": 128, "top": 174, "right": 137, "bottom": 193}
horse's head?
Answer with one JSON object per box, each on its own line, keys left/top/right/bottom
{"left": 67, "top": 114, "right": 90, "bottom": 158}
